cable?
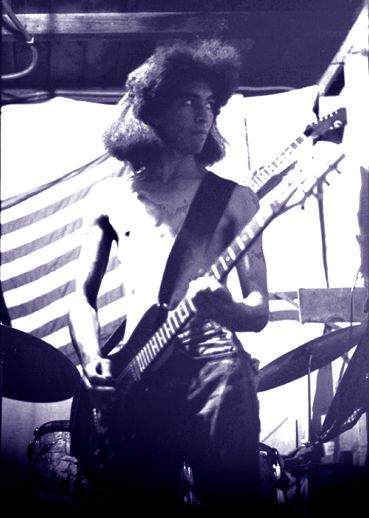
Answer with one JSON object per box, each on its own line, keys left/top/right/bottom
{"left": 2, "top": 0, "right": 38, "bottom": 80}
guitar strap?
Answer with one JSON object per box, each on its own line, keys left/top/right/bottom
{"left": 158, "top": 171, "right": 236, "bottom": 309}
{"left": 102, "top": 172, "right": 236, "bottom": 355}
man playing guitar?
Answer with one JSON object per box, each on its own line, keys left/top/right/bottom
{"left": 68, "top": 38, "right": 269, "bottom": 515}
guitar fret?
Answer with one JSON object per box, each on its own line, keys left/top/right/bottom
{"left": 211, "top": 263, "right": 221, "bottom": 280}
{"left": 187, "top": 296, "right": 196, "bottom": 313}
{"left": 169, "top": 312, "right": 180, "bottom": 330}
{"left": 177, "top": 302, "right": 188, "bottom": 323}
{"left": 227, "top": 246, "right": 236, "bottom": 261}
{"left": 236, "top": 236, "right": 246, "bottom": 251}
{"left": 163, "top": 319, "right": 175, "bottom": 338}
{"left": 259, "top": 168, "right": 270, "bottom": 180}
{"left": 214, "top": 259, "right": 225, "bottom": 276}
{"left": 149, "top": 336, "right": 161, "bottom": 354}
{"left": 143, "top": 344, "right": 153, "bottom": 363}
{"left": 219, "top": 255, "right": 227, "bottom": 270}
{"left": 136, "top": 350, "right": 147, "bottom": 372}
{"left": 252, "top": 170, "right": 265, "bottom": 185}
{"left": 156, "top": 327, "right": 167, "bottom": 347}
{"left": 241, "top": 226, "right": 254, "bottom": 241}
{"left": 142, "top": 344, "right": 152, "bottom": 363}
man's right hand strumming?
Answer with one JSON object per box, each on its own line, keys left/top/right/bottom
{"left": 82, "top": 356, "right": 116, "bottom": 397}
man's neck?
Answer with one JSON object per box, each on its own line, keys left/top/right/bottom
{"left": 149, "top": 153, "right": 205, "bottom": 184}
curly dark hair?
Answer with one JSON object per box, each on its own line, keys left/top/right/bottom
{"left": 103, "top": 39, "right": 241, "bottom": 172}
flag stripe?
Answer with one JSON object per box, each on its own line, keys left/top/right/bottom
{"left": 2, "top": 219, "right": 83, "bottom": 260}
{"left": 10, "top": 287, "right": 126, "bottom": 342}
{"left": 1, "top": 146, "right": 128, "bottom": 367}
{"left": 2, "top": 248, "right": 80, "bottom": 290}
{"left": 7, "top": 282, "right": 75, "bottom": 319}
{"left": 1, "top": 232, "right": 82, "bottom": 280}
{"left": 2, "top": 189, "right": 90, "bottom": 234}
{"left": 1, "top": 153, "right": 111, "bottom": 212}
{"left": 4, "top": 254, "right": 121, "bottom": 310}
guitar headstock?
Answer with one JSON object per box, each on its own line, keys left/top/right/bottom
{"left": 265, "top": 145, "right": 345, "bottom": 215}
{"left": 304, "top": 108, "right": 347, "bottom": 144}
{"left": 284, "top": 148, "right": 345, "bottom": 211}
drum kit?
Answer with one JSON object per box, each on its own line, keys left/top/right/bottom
{"left": 0, "top": 324, "right": 80, "bottom": 404}
{"left": 256, "top": 323, "right": 366, "bottom": 391}
{"left": 1, "top": 321, "right": 365, "bottom": 403}
{"left": 1, "top": 321, "right": 368, "bottom": 511}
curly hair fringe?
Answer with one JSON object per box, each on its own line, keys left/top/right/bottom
{"left": 103, "top": 39, "right": 241, "bottom": 171}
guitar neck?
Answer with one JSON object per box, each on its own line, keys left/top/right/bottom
{"left": 210, "top": 201, "right": 277, "bottom": 283}
{"left": 248, "top": 134, "right": 307, "bottom": 194}
{"left": 248, "top": 107, "right": 346, "bottom": 196}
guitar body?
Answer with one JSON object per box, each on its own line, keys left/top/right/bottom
{"left": 70, "top": 304, "right": 169, "bottom": 482}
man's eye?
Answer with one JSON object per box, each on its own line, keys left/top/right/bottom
{"left": 183, "top": 98, "right": 193, "bottom": 106}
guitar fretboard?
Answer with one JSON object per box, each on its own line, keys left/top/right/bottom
{"left": 248, "top": 135, "right": 305, "bottom": 193}
{"left": 247, "top": 107, "right": 346, "bottom": 195}
{"left": 127, "top": 298, "right": 195, "bottom": 381}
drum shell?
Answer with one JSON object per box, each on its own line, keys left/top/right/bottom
{"left": 28, "top": 420, "right": 88, "bottom": 505}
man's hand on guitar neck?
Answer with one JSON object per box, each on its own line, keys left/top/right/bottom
{"left": 187, "top": 274, "right": 248, "bottom": 330}
{"left": 187, "top": 272, "right": 268, "bottom": 332}
{"left": 187, "top": 274, "right": 234, "bottom": 323}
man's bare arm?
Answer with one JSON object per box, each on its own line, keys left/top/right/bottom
{"left": 188, "top": 185, "right": 269, "bottom": 333}
{"left": 68, "top": 216, "right": 116, "bottom": 390}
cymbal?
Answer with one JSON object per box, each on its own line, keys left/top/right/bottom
{"left": 0, "top": 325, "right": 81, "bottom": 402}
{"left": 256, "top": 324, "right": 365, "bottom": 392}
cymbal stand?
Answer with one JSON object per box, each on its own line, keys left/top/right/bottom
{"left": 0, "top": 349, "right": 3, "bottom": 484}
{"left": 306, "top": 354, "right": 314, "bottom": 517}
{"left": 307, "top": 354, "right": 313, "bottom": 444}
{"left": 292, "top": 354, "right": 314, "bottom": 518}
{"left": 294, "top": 419, "right": 303, "bottom": 517}
{"left": 0, "top": 349, "right": 3, "bottom": 458}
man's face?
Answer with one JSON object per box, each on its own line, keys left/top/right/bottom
{"left": 156, "top": 80, "right": 216, "bottom": 157}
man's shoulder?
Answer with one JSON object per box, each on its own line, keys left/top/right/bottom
{"left": 85, "top": 176, "right": 135, "bottom": 218}
{"left": 90, "top": 175, "right": 135, "bottom": 199}
{"left": 207, "top": 172, "right": 259, "bottom": 212}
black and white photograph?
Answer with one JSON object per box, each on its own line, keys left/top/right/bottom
{"left": 1, "top": 1, "right": 368, "bottom": 515}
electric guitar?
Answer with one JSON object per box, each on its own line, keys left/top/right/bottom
{"left": 71, "top": 142, "right": 346, "bottom": 480}
{"left": 247, "top": 107, "right": 346, "bottom": 198}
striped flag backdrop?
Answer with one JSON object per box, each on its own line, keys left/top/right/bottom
{"left": 1, "top": 153, "right": 129, "bottom": 365}
{"left": 0, "top": 89, "right": 318, "bottom": 369}
{"left": 0, "top": 94, "right": 251, "bottom": 369}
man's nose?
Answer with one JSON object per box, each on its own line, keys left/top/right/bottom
{"left": 195, "top": 102, "right": 211, "bottom": 123}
